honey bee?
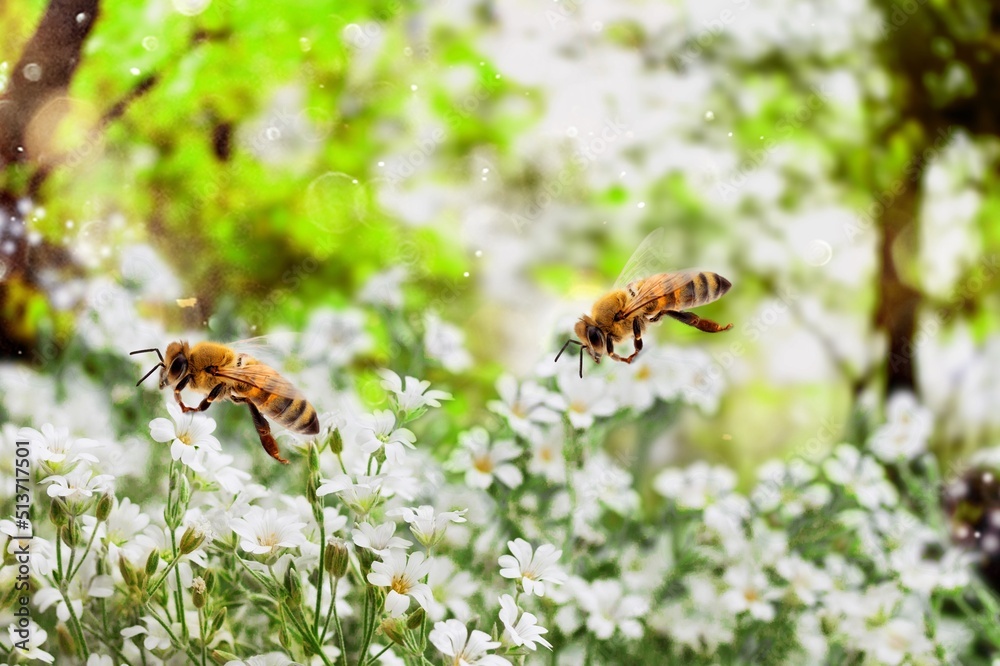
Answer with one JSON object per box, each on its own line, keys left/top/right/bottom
{"left": 555, "top": 230, "right": 733, "bottom": 377}
{"left": 131, "top": 341, "right": 320, "bottom": 464}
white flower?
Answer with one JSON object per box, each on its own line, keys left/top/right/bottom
{"left": 359, "top": 266, "right": 407, "bottom": 309}
{"left": 201, "top": 450, "right": 252, "bottom": 494}
{"left": 863, "top": 616, "right": 934, "bottom": 665}
{"left": 453, "top": 428, "right": 523, "bottom": 489}
{"left": 426, "top": 556, "right": 477, "bottom": 621}
{"left": 356, "top": 410, "right": 416, "bottom": 465}
{"left": 576, "top": 579, "right": 647, "bottom": 640}
{"left": 148, "top": 401, "right": 222, "bottom": 472}
{"left": 378, "top": 369, "right": 452, "bottom": 413}
{"left": 607, "top": 349, "right": 689, "bottom": 410}
{"left": 528, "top": 426, "right": 566, "bottom": 484}
{"left": 648, "top": 576, "right": 735, "bottom": 652}
{"left": 720, "top": 564, "right": 781, "bottom": 621}
{"left": 366, "top": 550, "right": 433, "bottom": 617}
{"left": 35, "top": 562, "right": 113, "bottom": 623}
{"left": 6, "top": 621, "right": 54, "bottom": 663}
{"left": 498, "top": 538, "right": 565, "bottom": 597}
{"left": 429, "top": 619, "right": 510, "bottom": 666}
{"left": 121, "top": 615, "right": 178, "bottom": 651}
{"left": 654, "top": 461, "right": 736, "bottom": 510}
{"left": 488, "top": 375, "right": 563, "bottom": 440}
{"left": 424, "top": 312, "right": 473, "bottom": 372}
{"left": 2, "top": 524, "right": 55, "bottom": 576}
{"left": 82, "top": 497, "right": 150, "bottom": 565}
{"left": 17, "top": 423, "right": 101, "bottom": 471}
{"left": 498, "top": 594, "right": 552, "bottom": 650}
{"left": 316, "top": 474, "right": 386, "bottom": 515}
{"left": 87, "top": 655, "right": 114, "bottom": 666}
{"left": 231, "top": 507, "right": 307, "bottom": 555}
{"left": 351, "top": 521, "right": 411, "bottom": 557}
{"left": 387, "top": 505, "right": 467, "bottom": 548}
{"left": 823, "top": 444, "right": 898, "bottom": 509}
{"left": 869, "top": 392, "right": 933, "bottom": 462}
{"left": 775, "top": 554, "right": 831, "bottom": 606}
{"left": 41, "top": 466, "right": 114, "bottom": 505}
{"left": 305, "top": 308, "right": 372, "bottom": 367}
{"left": 223, "top": 654, "right": 297, "bottom": 666}
{"left": 557, "top": 374, "right": 616, "bottom": 429}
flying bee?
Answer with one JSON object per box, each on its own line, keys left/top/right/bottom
{"left": 555, "top": 229, "right": 734, "bottom": 377}
{"left": 131, "top": 341, "right": 320, "bottom": 464}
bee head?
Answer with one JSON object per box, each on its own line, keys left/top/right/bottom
{"left": 574, "top": 317, "right": 605, "bottom": 363}
{"left": 160, "top": 341, "right": 190, "bottom": 389}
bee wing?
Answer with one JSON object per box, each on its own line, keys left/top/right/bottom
{"left": 612, "top": 228, "right": 675, "bottom": 291}
{"left": 227, "top": 333, "right": 300, "bottom": 366}
{"left": 212, "top": 364, "right": 307, "bottom": 400}
{"left": 618, "top": 270, "right": 706, "bottom": 320}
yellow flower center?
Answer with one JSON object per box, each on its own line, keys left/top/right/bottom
{"left": 473, "top": 456, "right": 494, "bottom": 474}
{"left": 635, "top": 365, "right": 651, "bottom": 380}
{"left": 569, "top": 401, "right": 587, "bottom": 413}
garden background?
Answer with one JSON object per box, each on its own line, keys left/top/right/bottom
{"left": 2, "top": 0, "right": 1000, "bottom": 664}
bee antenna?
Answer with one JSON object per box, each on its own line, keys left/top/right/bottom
{"left": 554, "top": 338, "right": 582, "bottom": 363}
{"left": 130, "top": 347, "right": 164, "bottom": 363}
{"left": 135, "top": 362, "right": 165, "bottom": 387}
{"left": 578, "top": 345, "right": 584, "bottom": 378}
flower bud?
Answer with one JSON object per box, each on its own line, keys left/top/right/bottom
{"left": 308, "top": 443, "right": 321, "bottom": 474}
{"left": 192, "top": 576, "right": 207, "bottom": 609}
{"left": 204, "top": 568, "right": 216, "bottom": 594}
{"left": 329, "top": 428, "right": 343, "bottom": 455}
{"left": 279, "top": 626, "right": 291, "bottom": 651}
{"left": 285, "top": 565, "right": 302, "bottom": 605}
{"left": 211, "top": 606, "right": 227, "bottom": 634}
{"left": 119, "top": 557, "right": 136, "bottom": 587}
{"left": 179, "top": 525, "right": 206, "bottom": 555}
{"left": 57, "top": 624, "right": 75, "bottom": 655}
{"left": 406, "top": 607, "right": 425, "bottom": 630}
{"left": 164, "top": 501, "right": 182, "bottom": 529}
{"left": 306, "top": 474, "right": 319, "bottom": 507}
{"left": 95, "top": 493, "right": 114, "bottom": 522}
{"left": 379, "top": 617, "right": 408, "bottom": 647}
{"left": 325, "top": 538, "right": 350, "bottom": 578}
{"left": 60, "top": 521, "right": 79, "bottom": 547}
{"left": 49, "top": 499, "right": 68, "bottom": 527}
{"left": 178, "top": 474, "right": 192, "bottom": 506}
{"left": 144, "top": 550, "right": 160, "bottom": 576}
{"left": 211, "top": 649, "right": 240, "bottom": 665}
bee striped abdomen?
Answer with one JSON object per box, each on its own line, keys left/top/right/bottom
{"left": 246, "top": 379, "right": 320, "bottom": 435}
{"left": 679, "top": 272, "right": 731, "bottom": 309}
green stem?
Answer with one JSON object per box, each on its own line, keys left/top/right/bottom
{"left": 145, "top": 555, "right": 181, "bottom": 599}
{"left": 315, "top": 521, "right": 326, "bottom": 637}
{"left": 366, "top": 644, "right": 392, "bottom": 665}
{"left": 67, "top": 523, "right": 101, "bottom": 581}
{"left": 169, "top": 526, "right": 188, "bottom": 641}
{"left": 199, "top": 606, "right": 208, "bottom": 666}
{"left": 357, "top": 587, "right": 379, "bottom": 666}
{"left": 146, "top": 607, "right": 203, "bottom": 664}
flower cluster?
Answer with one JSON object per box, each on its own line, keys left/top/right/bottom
{"left": 2, "top": 276, "right": 998, "bottom": 666}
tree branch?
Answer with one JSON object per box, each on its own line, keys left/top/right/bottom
{"left": 0, "top": 0, "right": 100, "bottom": 165}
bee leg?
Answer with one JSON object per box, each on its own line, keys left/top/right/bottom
{"left": 247, "top": 402, "right": 289, "bottom": 464}
{"left": 624, "top": 317, "right": 644, "bottom": 362}
{"left": 173, "top": 375, "right": 195, "bottom": 410}
{"left": 665, "top": 310, "right": 733, "bottom": 333}
{"left": 606, "top": 338, "right": 634, "bottom": 364}
{"left": 180, "top": 383, "right": 227, "bottom": 413}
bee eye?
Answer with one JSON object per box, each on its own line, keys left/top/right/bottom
{"left": 169, "top": 357, "right": 187, "bottom": 376}
{"left": 587, "top": 327, "right": 603, "bottom": 349}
